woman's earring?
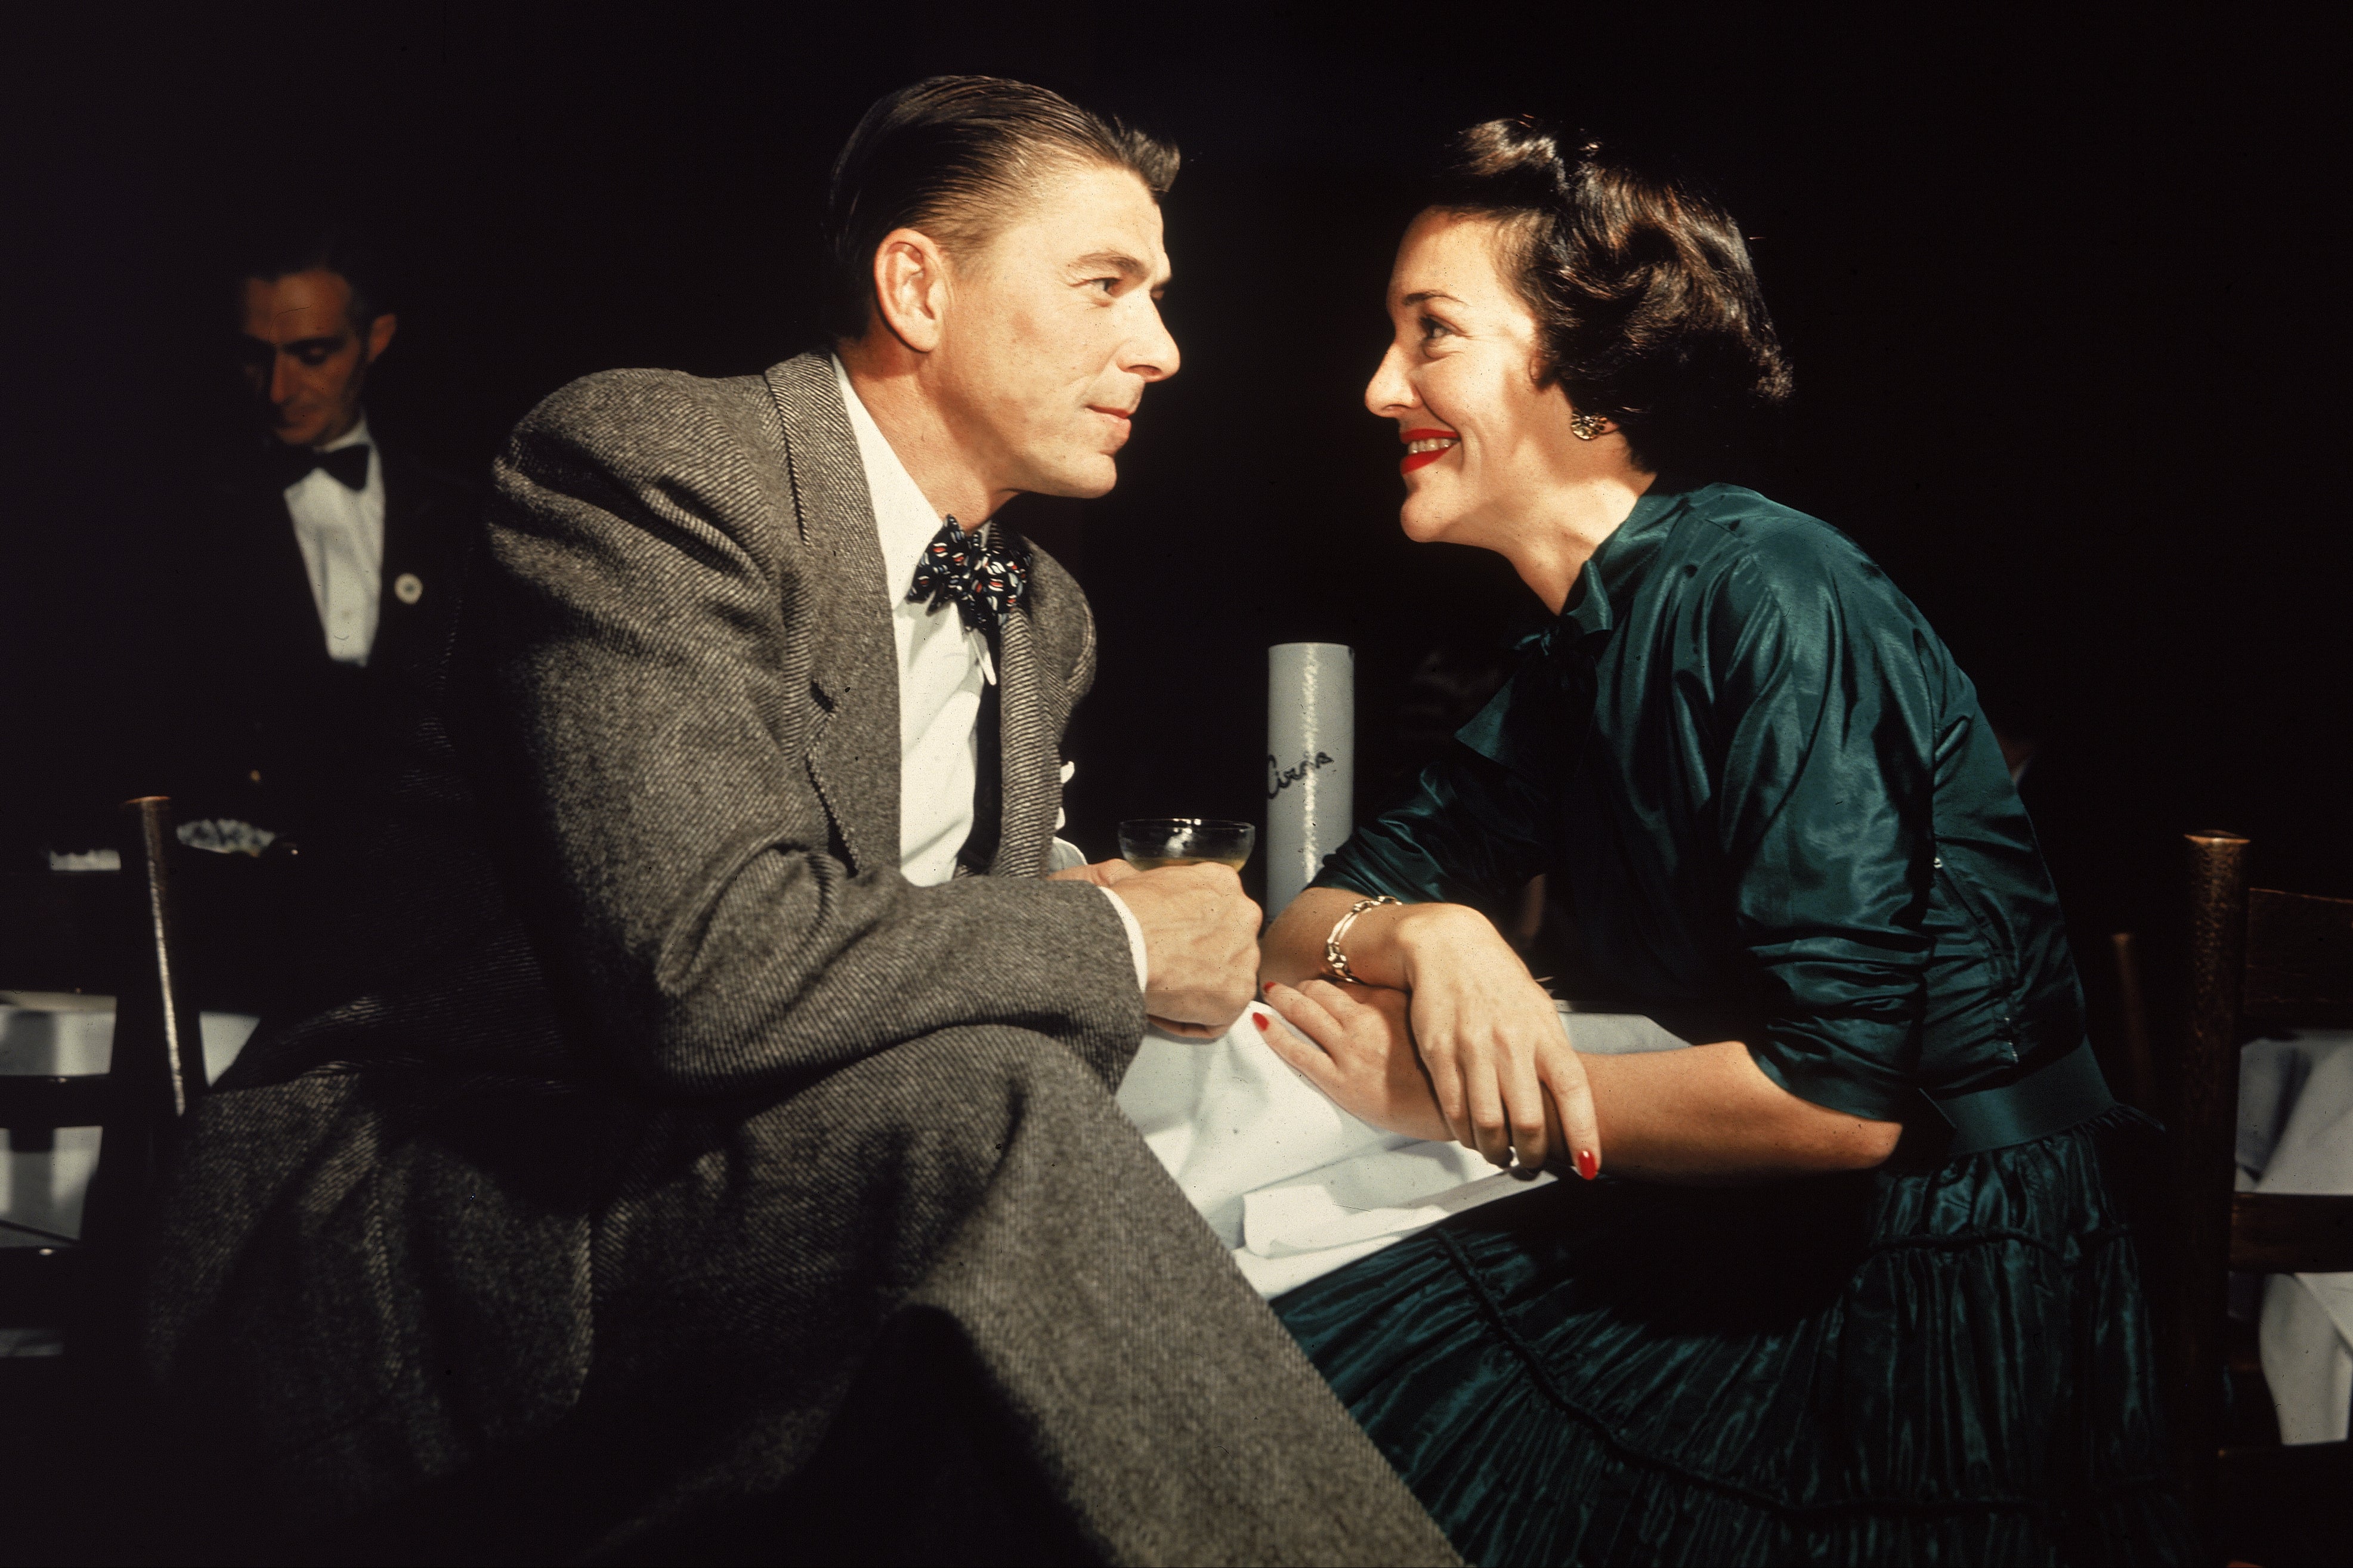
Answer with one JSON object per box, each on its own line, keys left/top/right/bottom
{"left": 1570, "top": 412, "right": 1610, "bottom": 441}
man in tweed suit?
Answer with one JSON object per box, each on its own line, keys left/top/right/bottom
{"left": 142, "top": 76, "right": 1460, "bottom": 1565}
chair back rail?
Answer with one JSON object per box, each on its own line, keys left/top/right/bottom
{"left": 2245, "top": 887, "right": 2353, "bottom": 1025}
{"left": 2233, "top": 1193, "right": 2353, "bottom": 1274}
{"left": 2176, "top": 830, "right": 2248, "bottom": 1530}
{"left": 1, "top": 797, "right": 208, "bottom": 1353}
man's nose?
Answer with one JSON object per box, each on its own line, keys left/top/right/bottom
{"left": 268, "top": 351, "right": 297, "bottom": 407}
{"left": 1124, "top": 299, "right": 1180, "bottom": 383}
{"left": 1364, "top": 344, "right": 1416, "bottom": 419}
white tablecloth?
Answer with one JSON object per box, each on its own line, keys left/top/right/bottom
{"left": 2238, "top": 1029, "right": 2353, "bottom": 1444}
{"left": 1118, "top": 1000, "right": 1688, "bottom": 1297}
{"left": 0, "top": 994, "right": 258, "bottom": 1247}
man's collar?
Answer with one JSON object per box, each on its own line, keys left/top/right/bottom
{"left": 318, "top": 413, "right": 371, "bottom": 453}
{"left": 831, "top": 354, "right": 977, "bottom": 585}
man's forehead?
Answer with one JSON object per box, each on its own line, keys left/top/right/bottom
{"left": 240, "top": 270, "right": 355, "bottom": 337}
{"left": 1016, "top": 165, "right": 1171, "bottom": 279}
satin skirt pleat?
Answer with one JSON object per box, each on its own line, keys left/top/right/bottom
{"left": 1274, "top": 1108, "right": 2192, "bottom": 1567}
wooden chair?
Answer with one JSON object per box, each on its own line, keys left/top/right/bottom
{"left": 2173, "top": 830, "right": 2353, "bottom": 1557}
{"left": 1, "top": 797, "right": 210, "bottom": 1390}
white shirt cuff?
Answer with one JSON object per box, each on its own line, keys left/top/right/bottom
{"left": 1048, "top": 837, "right": 1147, "bottom": 993}
{"left": 1096, "top": 884, "right": 1150, "bottom": 994}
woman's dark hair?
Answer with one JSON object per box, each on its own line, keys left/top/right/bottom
{"left": 1425, "top": 119, "right": 1791, "bottom": 475}
{"left": 823, "top": 76, "right": 1179, "bottom": 342}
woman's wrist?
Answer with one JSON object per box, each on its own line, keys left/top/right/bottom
{"left": 1390, "top": 902, "right": 1489, "bottom": 987}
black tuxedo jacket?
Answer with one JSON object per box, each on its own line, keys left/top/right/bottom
{"left": 146, "top": 437, "right": 481, "bottom": 1010}
{"left": 164, "top": 437, "right": 478, "bottom": 843}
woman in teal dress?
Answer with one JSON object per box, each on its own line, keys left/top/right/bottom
{"left": 1255, "top": 119, "right": 2190, "bottom": 1565}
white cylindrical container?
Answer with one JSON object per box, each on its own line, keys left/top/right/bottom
{"left": 1266, "top": 643, "right": 1354, "bottom": 915}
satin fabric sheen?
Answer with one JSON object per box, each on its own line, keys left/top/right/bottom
{"left": 1277, "top": 1109, "right": 2184, "bottom": 1564}
{"left": 1290, "top": 482, "right": 2189, "bottom": 1563}
{"left": 1318, "top": 481, "right": 2085, "bottom": 1122}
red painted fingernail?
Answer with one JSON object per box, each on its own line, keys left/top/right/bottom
{"left": 1574, "top": 1149, "right": 1598, "bottom": 1181}
{"left": 1263, "top": 981, "right": 1276, "bottom": 992}
{"left": 1252, "top": 1013, "right": 1269, "bottom": 1031}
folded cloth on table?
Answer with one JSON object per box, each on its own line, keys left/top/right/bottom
{"left": 1117, "top": 999, "right": 1690, "bottom": 1297}
{"left": 2239, "top": 1029, "right": 2353, "bottom": 1443}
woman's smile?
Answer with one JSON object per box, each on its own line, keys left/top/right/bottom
{"left": 1399, "top": 427, "right": 1459, "bottom": 473}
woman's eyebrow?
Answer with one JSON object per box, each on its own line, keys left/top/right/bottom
{"left": 1401, "top": 289, "right": 1465, "bottom": 307}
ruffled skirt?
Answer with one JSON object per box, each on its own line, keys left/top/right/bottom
{"left": 1272, "top": 1109, "right": 2191, "bottom": 1566}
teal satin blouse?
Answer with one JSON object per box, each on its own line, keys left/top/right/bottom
{"left": 1314, "top": 481, "right": 2088, "bottom": 1124}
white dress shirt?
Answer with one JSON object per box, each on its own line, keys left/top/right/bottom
{"left": 832, "top": 357, "right": 1148, "bottom": 989}
{"left": 283, "top": 415, "right": 385, "bottom": 666}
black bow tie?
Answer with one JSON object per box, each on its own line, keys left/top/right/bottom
{"left": 270, "top": 442, "right": 371, "bottom": 491}
{"left": 907, "top": 518, "right": 1030, "bottom": 636}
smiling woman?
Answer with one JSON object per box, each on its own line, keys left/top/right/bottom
{"left": 1254, "top": 119, "right": 2194, "bottom": 1567}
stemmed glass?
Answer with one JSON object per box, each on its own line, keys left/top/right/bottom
{"left": 1117, "top": 818, "right": 1256, "bottom": 873}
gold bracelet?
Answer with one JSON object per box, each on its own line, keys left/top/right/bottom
{"left": 1324, "top": 895, "right": 1401, "bottom": 984}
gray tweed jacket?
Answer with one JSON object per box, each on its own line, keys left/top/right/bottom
{"left": 141, "top": 353, "right": 1458, "bottom": 1565}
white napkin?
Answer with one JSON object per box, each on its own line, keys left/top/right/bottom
{"left": 1119, "top": 1000, "right": 1687, "bottom": 1297}
{"left": 1, "top": 997, "right": 260, "bottom": 1258}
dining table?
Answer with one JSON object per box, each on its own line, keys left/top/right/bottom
{"left": 2237, "top": 1028, "right": 2353, "bottom": 1444}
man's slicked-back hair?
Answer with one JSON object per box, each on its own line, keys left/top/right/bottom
{"left": 1424, "top": 119, "right": 1792, "bottom": 477}
{"left": 823, "top": 75, "right": 1179, "bottom": 342}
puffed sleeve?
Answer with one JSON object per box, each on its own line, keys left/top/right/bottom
{"left": 1309, "top": 666, "right": 1557, "bottom": 918}
{"left": 1699, "top": 544, "right": 1944, "bottom": 1121}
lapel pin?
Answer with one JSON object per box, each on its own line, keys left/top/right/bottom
{"left": 394, "top": 572, "right": 425, "bottom": 605}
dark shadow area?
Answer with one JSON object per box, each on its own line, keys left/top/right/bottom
{"left": 8, "top": 8, "right": 2345, "bottom": 947}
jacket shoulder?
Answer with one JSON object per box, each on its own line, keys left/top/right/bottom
{"left": 509, "top": 366, "right": 782, "bottom": 482}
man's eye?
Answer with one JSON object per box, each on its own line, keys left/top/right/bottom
{"left": 298, "top": 348, "right": 333, "bottom": 365}
{"left": 1090, "top": 277, "right": 1120, "bottom": 295}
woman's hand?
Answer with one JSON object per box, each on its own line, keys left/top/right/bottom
{"left": 1395, "top": 905, "right": 1600, "bottom": 1177}
{"left": 1257, "top": 982, "right": 1454, "bottom": 1144}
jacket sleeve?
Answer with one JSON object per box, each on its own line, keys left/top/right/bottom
{"left": 1700, "top": 545, "right": 1941, "bottom": 1122}
{"left": 469, "top": 370, "right": 1145, "bottom": 1099}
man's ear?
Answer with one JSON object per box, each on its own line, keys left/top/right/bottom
{"left": 364, "top": 313, "right": 398, "bottom": 363}
{"left": 871, "top": 229, "right": 952, "bottom": 354}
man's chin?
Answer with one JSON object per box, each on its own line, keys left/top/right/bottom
{"left": 1023, "top": 457, "right": 1121, "bottom": 501}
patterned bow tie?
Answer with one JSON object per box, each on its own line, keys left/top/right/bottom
{"left": 907, "top": 517, "right": 1030, "bottom": 636}
{"left": 270, "top": 442, "right": 371, "bottom": 492}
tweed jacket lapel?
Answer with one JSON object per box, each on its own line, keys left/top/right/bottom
{"left": 763, "top": 354, "right": 900, "bottom": 876}
{"left": 988, "top": 561, "right": 1057, "bottom": 877}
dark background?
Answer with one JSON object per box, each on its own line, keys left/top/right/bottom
{"left": 4, "top": 7, "right": 2346, "bottom": 976}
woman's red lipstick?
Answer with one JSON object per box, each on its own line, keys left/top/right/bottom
{"left": 1400, "top": 427, "right": 1458, "bottom": 474}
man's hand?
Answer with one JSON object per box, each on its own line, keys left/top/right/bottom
{"left": 1257, "top": 981, "right": 1452, "bottom": 1143}
{"left": 1107, "top": 863, "right": 1260, "bottom": 1038}
{"left": 1047, "top": 858, "right": 1139, "bottom": 889}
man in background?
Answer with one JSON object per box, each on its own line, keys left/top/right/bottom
{"left": 154, "top": 227, "right": 477, "bottom": 1009}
